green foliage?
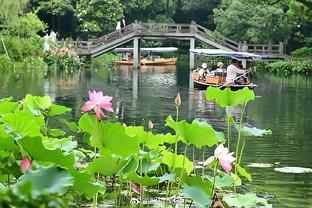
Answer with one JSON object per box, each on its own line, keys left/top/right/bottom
{"left": 223, "top": 193, "right": 272, "bottom": 208}
{"left": 3, "top": 12, "right": 46, "bottom": 38}
{"left": 165, "top": 115, "right": 218, "bottom": 148}
{"left": 0, "top": 91, "right": 272, "bottom": 207}
{"left": 76, "top": 0, "right": 123, "bottom": 35}
{"left": 161, "top": 150, "right": 193, "bottom": 175}
{"left": 0, "top": 55, "right": 13, "bottom": 71}
{"left": 44, "top": 47, "right": 82, "bottom": 71}
{"left": 255, "top": 60, "right": 312, "bottom": 75}
{"left": 206, "top": 87, "right": 255, "bottom": 108}
{"left": 18, "top": 166, "right": 74, "bottom": 198}
{"left": 0, "top": 35, "right": 44, "bottom": 61}
{"left": 290, "top": 47, "right": 312, "bottom": 57}
{"left": 181, "top": 177, "right": 213, "bottom": 208}
{"left": 214, "top": 0, "right": 292, "bottom": 43}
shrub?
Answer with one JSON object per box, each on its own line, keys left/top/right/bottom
{"left": 290, "top": 47, "right": 312, "bottom": 57}
{"left": 0, "top": 55, "right": 13, "bottom": 71}
{"left": 254, "top": 60, "right": 312, "bottom": 75}
{"left": 0, "top": 35, "right": 44, "bottom": 61}
{"left": 44, "top": 47, "right": 82, "bottom": 71}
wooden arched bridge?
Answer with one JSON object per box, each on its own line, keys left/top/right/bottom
{"left": 60, "top": 21, "right": 287, "bottom": 68}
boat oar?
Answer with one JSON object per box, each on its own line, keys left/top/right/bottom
{"left": 219, "top": 70, "right": 251, "bottom": 89}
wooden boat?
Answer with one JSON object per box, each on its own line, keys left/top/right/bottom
{"left": 190, "top": 49, "right": 261, "bottom": 90}
{"left": 114, "top": 47, "right": 178, "bottom": 66}
{"left": 192, "top": 69, "right": 257, "bottom": 90}
{"left": 115, "top": 57, "right": 177, "bottom": 65}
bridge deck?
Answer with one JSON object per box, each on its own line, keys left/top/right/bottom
{"left": 58, "top": 22, "right": 287, "bottom": 60}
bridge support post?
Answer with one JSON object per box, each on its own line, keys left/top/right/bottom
{"left": 133, "top": 37, "right": 141, "bottom": 69}
{"left": 189, "top": 38, "right": 195, "bottom": 69}
{"left": 242, "top": 41, "right": 248, "bottom": 68}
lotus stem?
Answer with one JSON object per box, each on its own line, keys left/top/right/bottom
{"left": 93, "top": 147, "right": 98, "bottom": 208}
{"left": 211, "top": 161, "right": 219, "bottom": 197}
{"left": 238, "top": 137, "right": 247, "bottom": 165}
{"left": 235, "top": 103, "right": 247, "bottom": 173}
{"left": 176, "top": 144, "right": 188, "bottom": 195}
{"left": 202, "top": 146, "right": 205, "bottom": 176}
{"left": 227, "top": 107, "right": 231, "bottom": 150}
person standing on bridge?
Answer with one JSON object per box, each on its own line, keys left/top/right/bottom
{"left": 116, "top": 16, "right": 126, "bottom": 30}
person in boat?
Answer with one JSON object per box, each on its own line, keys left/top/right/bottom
{"left": 226, "top": 59, "right": 247, "bottom": 85}
{"left": 210, "top": 62, "right": 225, "bottom": 75}
{"left": 198, "top": 63, "right": 209, "bottom": 79}
{"left": 216, "top": 62, "right": 225, "bottom": 72}
{"left": 122, "top": 51, "right": 129, "bottom": 61}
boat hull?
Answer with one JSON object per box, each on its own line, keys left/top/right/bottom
{"left": 192, "top": 70, "right": 257, "bottom": 90}
{"left": 115, "top": 58, "right": 177, "bottom": 66}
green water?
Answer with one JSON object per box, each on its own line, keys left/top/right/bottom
{"left": 0, "top": 64, "right": 311, "bottom": 207}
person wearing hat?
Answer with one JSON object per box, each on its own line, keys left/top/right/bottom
{"left": 198, "top": 63, "right": 209, "bottom": 79}
{"left": 226, "top": 59, "right": 247, "bottom": 84}
{"left": 216, "top": 62, "right": 225, "bottom": 72}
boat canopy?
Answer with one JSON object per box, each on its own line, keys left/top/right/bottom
{"left": 114, "top": 47, "right": 178, "bottom": 52}
{"left": 189, "top": 49, "right": 262, "bottom": 60}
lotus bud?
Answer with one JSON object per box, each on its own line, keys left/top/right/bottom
{"left": 20, "top": 156, "right": 32, "bottom": 172}
{"left": 148, "top": 120, "right": 153, "bottom": 129}
{"left": 175, "top": 92, "right": 181, "bottom": 107}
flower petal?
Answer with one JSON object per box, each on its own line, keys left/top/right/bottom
{"left": 94, "top": 106, "right": 105, "bottom": 120}
{"left": 203, "top": 156, "right": 215, "bottom": 167}
{"left": 81, "top": 101, "right": 96, "bottom": 112}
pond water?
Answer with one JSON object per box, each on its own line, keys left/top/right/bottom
{"left": 0, "top": 63, "right": 311, "bottom": 207}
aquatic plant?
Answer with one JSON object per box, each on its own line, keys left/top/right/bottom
{"left": 0, "top": 87, "right": 272, "bottom": 207}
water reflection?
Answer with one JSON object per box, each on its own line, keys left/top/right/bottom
{"left": 0, "top": 66, "right": 311, "bottom": 207}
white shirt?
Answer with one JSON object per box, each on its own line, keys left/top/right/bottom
{"left": 226, "top": 64, "right": 245, "bottom": 83}
{"left": 49, "top": 31, "right": 57, "bottom": 42}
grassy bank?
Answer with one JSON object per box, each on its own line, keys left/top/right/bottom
{"left": 254, "top": 60, "right": 312, "bottom": 76}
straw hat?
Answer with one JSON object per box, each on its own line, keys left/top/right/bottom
{"left": 201, "top": 63, "right": 207, "bottom": 69}
{"left": 217, "top": 62, "right": 224, "bottom": 67}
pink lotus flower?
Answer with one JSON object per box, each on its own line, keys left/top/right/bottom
{"left": 81, "top": 90, "right": 114, "bottom": 120}
{"left": 204, "top": 144, "right": 235, "bottom": 174}
{"left": 20, "top": 156, "right": 32, "bottom": 172}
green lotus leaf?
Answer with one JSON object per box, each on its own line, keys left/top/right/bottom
{"left": 230, "top": 118, "right": 272, "bottom": 137}
{"left": 125, "top": 125, "right": 175, "bottom": 150}
{"left": 2, "top": 110, "right": 44, "bottom": 139}
{"left": 47, "top": 128, "right": 66, "bottom": 137}
{"left": 79, "top": 114, "right": 140, "bottom": 158}
{"left": 23, "top": 94, "right": 52, "bottom": 116}
{"left": 214, "top": 174, "right": 234, "bottom": 188}
{"left": 165, "top": 116, "right": 217, "bottom": 148}
{"left": 236, "top": 164, "right": 252, "bottom": 181}
{"left": 19, "top": 136, "right": 75, "bottom": 168}
{"left": 47, "top": 104, "right": 71, "bottom": 117}
{"left": 121, "top": 171, "right": 160, "bottom": 186}
{"left": 159, "top": 172, "right": 176, "bottom": 183}
{"left": 59, "top": 119, "right": 79, "bottom": 133}
{"left": 223, "top": 193, "right": 272, "bottom": 208}
{"left": 206, "top": 87, "right": 255, "bottom": 108}
{"left": 0, "top": 182, "right": 5, "bottom": 192}
{"left": 0, "top": 99, "right": 19, "bottom": 116}
{"left": 161, "top": 150, "right": 193, "bottom": 175}
{"left": 69, "top": 168, "right": 106, "bottom": 199}
{"left": 17, "top": 166, "right": 74, "bottom": 198}
{"left": 42, "top": 136, "right": 76, "bottom": 152}
{"left": 0, "top": 125, "right": 19, "bottom": 151}
{"left": 181, "top": 176, "right": 213, "bottom": 208}
{"left": 87, "top": 151, "right": 127, "bottom": 176}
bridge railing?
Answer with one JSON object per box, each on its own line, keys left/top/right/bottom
{"left": 137, "top": 22, "right": 193, "bottom": 34}
{"left": 246, "top": 42, "right": 284, "bottom": 54}
{"left": 195, "top": 24, "right": 239, "bottom": 51}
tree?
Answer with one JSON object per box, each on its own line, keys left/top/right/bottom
{"left": 76, "top": 0, "right": 123, "bottom": 37}
{"left": 213, "top": 0, "right": 293, "bottom": 43}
